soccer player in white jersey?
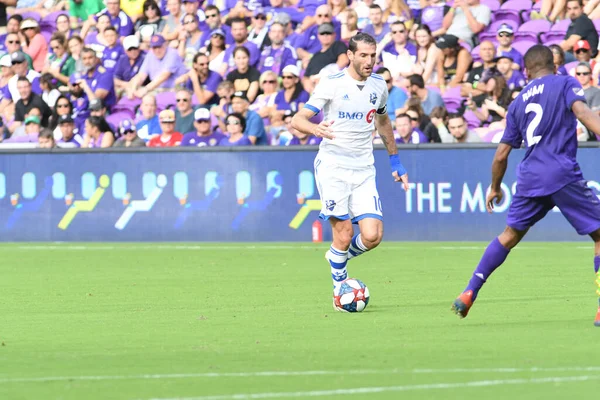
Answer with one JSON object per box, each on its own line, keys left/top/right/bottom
{"left": 291, "top": 33, "right": 410, "bottom": 305}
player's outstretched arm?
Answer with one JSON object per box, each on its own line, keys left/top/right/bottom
{"left": 573, "top": 100, "right": 600, "bottom": 135}
{"left": 291, "top": 108, "right": 335, "bottom": 140}
{"left": 375, "top": 113, "right": 409, "bottom": 191}
{"left": 487, "top": 143, "right": 512, "bottom": 213}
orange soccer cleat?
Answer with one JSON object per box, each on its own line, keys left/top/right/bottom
{"left": 451, "top": 290, "right": 474, "bottom": 319}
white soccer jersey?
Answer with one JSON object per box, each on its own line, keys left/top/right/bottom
{"left": 304, "top": 69, "right": 389, "bottom": 169}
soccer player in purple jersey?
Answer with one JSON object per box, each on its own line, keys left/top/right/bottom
{"left": 451, "top": 45, "right": 600, "bottom": 326}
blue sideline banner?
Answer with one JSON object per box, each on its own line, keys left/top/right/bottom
{"left": 0, "top": 147, "right": 599, "bottom": 242}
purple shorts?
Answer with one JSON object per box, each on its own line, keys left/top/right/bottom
{"left": 507, "top": 180, "right": 600, "bottom": 235}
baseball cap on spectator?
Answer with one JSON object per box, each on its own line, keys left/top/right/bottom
{"left": 318, "top": 23, "right": 335, "bottom": 35}
{"left": 20, "top": 19, "right": 39, "bottom": 30}
{"left": 69, "top": 72, "right": 83, "bottom": 85}
{"left": 25, "top": 115, "right": 40, "bottom": 125}
{"left": 0, "top": 54, "right": 11, "bottom": 67}
{"left": 232, "top": 91, "right": 249, "bottom": 102}
{"left": 123, "top": 35, "right": 140, "bottom": 50}
{"left": 211, "top": 28, "right": 225, "bottom": 38}
{"left": 194, "top": 108, "right": 211, "bottom": 122}
{"left": 273, "top": 12, "right": 291, "bottom": 25}
{"left": 58, "top": 114, "right": 74, "bottom": 124}
{"left": 435, "top": 34, "right": 459, "bottom": 49}
{"left": 140, "top": 25, "right": 155, "bottom": 39}
{"left": 493, "top": 52, "right": 514, "bottom": 63}
{"left": 496, "top": 23, "right": 514, "bottom": 35}
{"left": 159, "top": 109, "right": 176, "bottom": 122}
{"left": 119, "top": 119, "right": 136, "bottom": 134}
{"left": 11, "top": 51, "right": 27, "bottom": 64}
{"left": 282, "top": 64, "right": 300, "bottom": 77}
{"left": 574, "top": 40, "right": 591, "bottom": 52}
{"left": 89, "top": 99, "right": 104, "bottom": 111}
{"left": 150, "top": 34, "right": 166, "bottom": 47}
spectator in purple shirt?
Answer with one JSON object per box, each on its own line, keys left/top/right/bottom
{"left": 80, "top": 47, "right": 117, "bottom": 109}
{"left": 362, "top": 4, "right": 390, "bottom": 43}
{"left": 67, "top": 73, "right": 91, "bottom": 131}
{"left": 274, "top": 65, "right": 309, "bottom": 119}
{"left": 219, "top": 112, "right": 253, "bottom": 146}
{"left": 495, "top": 24, "right": 523, "bottom": 71}
{"left": 55, "top": 114, "right": 83, "bottom": 148}
{"left": 395, "top": 113, "right": 429, "bottom": 144}
{"left": 175, "top": 53, "right": 222, "bottom": 106}
{"left": 180, "top": 108, "right": 226, "bottom": 146}
{"left": 127, "top": 34, "right": 188, "bottom": 99}
{"left": 80, "top": 0, "right": 134, "bottom": 40}
{"left": 101, "top": 26, "right": 125, "bottom": 71}
{"left": 199, "top": 5, "right": 234, "bottom": 46}
{"left": 296, "top": 5, "right": 341, "bottom": 68}
{"left": 219, "top": 17, "right": 260, "bottom": 76}
{"left": 495, "top": 53, "right": 526, "bottom": 91}
{"left": 257, "top": 21, "right": 297, "bottom": 75}
{"left": 114, "top": 35, "right": 147, "bottom": 97}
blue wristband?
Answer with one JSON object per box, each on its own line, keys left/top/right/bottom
{"left": 389, "top": 154, "right": 407, "bottom": 176}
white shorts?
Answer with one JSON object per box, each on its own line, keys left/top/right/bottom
{"left": 314, "top": 158, "right": 383, "bottom": 224}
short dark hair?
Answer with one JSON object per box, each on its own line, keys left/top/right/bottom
{"left": 447, "top": 112, "right": 465, "bottom": 122}
{"left": 17, "top": 76, "right": 31, "bottom": 85}
{"left": 376, "top": 66, "right": 390, "bottom": 75}
{"left": 81, "top": 47, "right": 97, "bottom": 57}
{"left": 227, "top": 112, "right": 246, "bottom": 131}
{"left": 104, "top": 26, "right": 117, "bottom": 34}
{"left": 8, "top": 15, "right": 23, "bottom": 24}
{"left": 229, "top": 17, "right": 247, "bottom": 27}
{"left": 348, "top": 33, "right": 377, "bottom": 54}
{"left": 408, "top": 74, "right": 425, "bottom": 89}
{"left": 369, "top": 4, "right": 382, "bottom": 11}
{"left": 524, "top": 45, "right": 554, "bottom": 74}
{"left": 232, "top": 45, "right": 250, "bottom": 58}
{"left": 39, "top": 128, "right": 55, "bottom": 141}
{"left": 396, "top": 113, "right": 411, "bottom": 123}
{"left": 205, "top": 5, "right": 220, "bottom": 13}
{"left": 566, "top": 0, "right": 583, "bottom": 6}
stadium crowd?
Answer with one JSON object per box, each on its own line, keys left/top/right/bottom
{"left": 0, "top": 0, "right": 599, "bottom": 148}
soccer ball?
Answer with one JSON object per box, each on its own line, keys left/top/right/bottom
{"left": 333, "top": 278, "right": 370, "bottom": 312}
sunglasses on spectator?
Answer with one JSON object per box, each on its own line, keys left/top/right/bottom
{"left": 254, "top": 15, "right": 266, "bottom": 20}
{"left": 576, "top": 49, "right": 589, "bottom": 54}
{"left": 227, "top": 120, "right": 241, "bottom": 125}
{"left": 127, "top": 47, "right": 139, "bottom": 51}
{"left": 408, "top": 117, "right": 419, "bottom": 121}
{"left": 498, "top": 33, "right": 512, "bottom": 37}
{"left": 197, "top": 119, "right": 210, "bottom": 123}
{"left": 576, "top": 71, "right": 591, "bottom": 76}
{"left": 282, "top": 75, "right": 295, "bottom": 79}
{"left": 177, "top": 98, "right": 190, "bottom": 102}
{"left": 317, "top": 14, "right": 330, "bottom": 17}
{"left": 124, "top": 129, "right": 136, "bottom": 134}
{"left": 57, "top": 103, "right": 70, "bottom": 108}
{"left": 206, "top": 13, "right": 219, "bottom": 18}
{"left": 183, "top": 20, "right": 196, "bottom": 24}
{"left": 392, "top": 30, "right": 405, "bottom": 34}
{"left": 262, "top": 80, "right": 276, "bottom": 84}
{"left": 318, "top": 32, "right": 333, "bottom": 36}
{"left": 7, "top": 40, "right": 17, "bottom": 44}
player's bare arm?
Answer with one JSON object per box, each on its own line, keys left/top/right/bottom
{"left": 487, "top": 143, "right": 513, "bottom": 213}
{"left": 375, "top": 113, "right": 409, "bottom": 190}
{"left": 291, "top": 108, "right": 335, "bottom": 140}
{"left": 572, "top": 100, "right": 600, "bottom": 134}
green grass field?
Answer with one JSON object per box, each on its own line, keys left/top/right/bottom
{"left": 0, "top": 242, "right": 599, "bottom": 400}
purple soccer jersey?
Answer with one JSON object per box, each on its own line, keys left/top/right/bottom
{"left": 257, "top": 45, "right": 297, "bottom": 75}
{"left": 180, "top": 132, "right": 225, "bottom": 146}
{"left": 274, "top": 89, "right": 309, "bottom": 112}
{"left": 502, "top": 74, "right": 600, "bottom": 235}
{"left": 102, "top": 44, "right": 125, "bottom": 71}
{"left": 97, "top": 10, "right": 134, "bottom": 37}
{"left": 505, "top": 70, "right": 526, "bottom": 90}
{"left": 396, "top": 129, "right": 429, "bottom": 144}
{"left": 84, "top": 65, "right": 116, "bottom": 109}
{"left": 183, "top": 70, "right": 222, "bottom": 105}
{"left": 501, "top": 74, "right": 585, "bottom": 197}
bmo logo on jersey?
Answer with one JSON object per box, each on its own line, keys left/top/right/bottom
{"left": 338, "top": 109, "right": 377, "bottom": 123}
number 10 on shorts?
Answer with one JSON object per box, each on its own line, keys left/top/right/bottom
{"left": 373, "top": 196, "right": 382, "bottom": 212}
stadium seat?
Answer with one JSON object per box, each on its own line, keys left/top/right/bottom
{"left": 491, "top": 0, "right": 532, "bottom": 26}
{"left": 471, "top": 45, "right": 482, "bottom": 64}
{"left": 516, "top": 19, "right": 551, "bottom": 43}
{"left": 481, "top": 0, "right": 501, "bottom": 12}
{"left": 491, "top": 10, "right": 521, "bottom": 26}
{"left": 463, "top": 110, "right": 481, "bottom": 129}
{"left": 540, "top": 31, "right": 565, "bottom": 46}
{"left": 156, "top": 91, "right": 176, "bottom": 111}
{"left": 512, "top": 40, "right": 538, "bottom": 55}
{"left": 550, "top": 19, "right": 571, "bottom": 32}
{"left": 442, "top": 86, "right": 463, "bottom": 113}
{"left": 40, "top": 11, "right": 68, "bottom": 31}
{"left": 478, "top": 32, "right": 498, "bottom": 44}
{"left": 486, "top": 19, "right": 519, "bottom": 34}
{"left": 564, "top": 61, "right": 578, "bottom": 74}
{"left": 594, "top": 19, "right": 600, "bottom": 32}
{"left": 15, "top": 11, "right": 41, "bottom": 21}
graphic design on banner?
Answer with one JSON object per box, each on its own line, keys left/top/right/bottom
{"left": 58, "top": 174, "right": 110, "bottom": 230}
{"left": 174, "top": 171, "right": 222, "bottom": 229}
{"left": 289, "top": 170, "right": 321, "bottom": 229}
{"left": 231, "top": 171, "right": 282, "bottom": 230}
{"left": 115, "top": 173, "right": 167, "bottom": 230}
{"left": 6, "top": 175, "right": 52, "bottom": 229}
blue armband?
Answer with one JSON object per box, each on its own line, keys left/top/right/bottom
{"left": 389, "top": 154, "right": 407, "bottom": 176}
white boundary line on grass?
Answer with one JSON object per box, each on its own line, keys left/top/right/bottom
{"left": 2, "top": 367, "right": 600, "bottom": 384}
{"left": 144, "top": 375, "right": 600, "bottom": 400}
{"left": 1, "top": 244, "right": 591, "bottom": 251}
